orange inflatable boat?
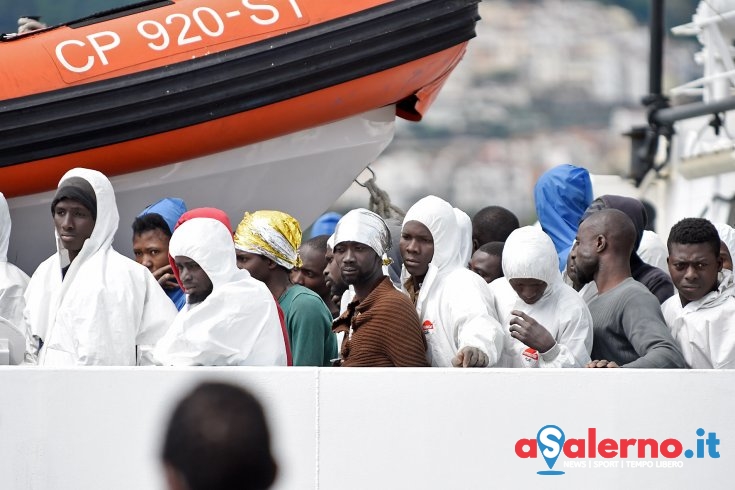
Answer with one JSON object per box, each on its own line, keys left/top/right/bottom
{"left": 0, "top": 0, "right": 480, "bottom": 197}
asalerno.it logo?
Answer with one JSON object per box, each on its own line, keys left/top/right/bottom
{"left": 515, "top": 425, "right": 720, "bottom": 475}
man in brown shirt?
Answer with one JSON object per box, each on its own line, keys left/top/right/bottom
{"left": 331, "top": 209, "right": 428, "bottom": 367}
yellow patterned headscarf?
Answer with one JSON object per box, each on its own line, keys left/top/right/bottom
{"left": 234, "top": 210, "right": 302, "bottom": 269}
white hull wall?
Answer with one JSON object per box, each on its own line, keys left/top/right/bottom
{"left": 0, "top": 368, "right": 730, "bottom": 490}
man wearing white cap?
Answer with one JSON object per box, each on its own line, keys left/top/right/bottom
{"left": 401, "top": 196, "right": 504, "bottom": 367}
{"left": 152, "top": 217, "right": 287, "bottom": 366}
{"left": 331, "top": 209, "right": 428, "bottom": 367}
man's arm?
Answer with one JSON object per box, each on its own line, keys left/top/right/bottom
{"left": 537, "top": 297, "right": 594, "bottom": 368}
{"left": 509, "top": 309, "right": 592, "bottom": 368}
{"left": 136, "top": 267, "right": 178, "bottom": 350}
{"left": 620, "top": 291, "right": 686, "bottom": 369}
{"left": 446, "top": 271, "right": 504, "bottom": 367}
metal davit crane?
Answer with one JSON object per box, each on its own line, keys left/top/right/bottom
{"left": 627, "top": 0, "right": 735, "bottom": 229}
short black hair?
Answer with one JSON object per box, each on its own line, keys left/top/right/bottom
{"left": 132, "top": 213, "right": 172, "bottom": 237}
{"left": 301, "top": 234, "right": 329, "bottom": 254}
{"left": 472, "top": 206, "right": 519, "bottom": 245}
{"left": 162, "top": 382, "right": 277, "bottom": 490}
{"left": 478, "top": 241, "right": 504, "bottom": 257}
{"left": 667, "top": 218, "right": 721, "bottom": 257}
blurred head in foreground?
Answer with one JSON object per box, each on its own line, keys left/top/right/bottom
{"left": 162, "top": 382, "right": 277, "bottom": 490}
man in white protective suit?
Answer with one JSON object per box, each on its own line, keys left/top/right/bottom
{"left": 23, "top": 168, "right": 177, "bottom": 365}
{"left": 400, "top": 195, "right": 504, "bottom": 367}
{"left": 152, "top": 217, "right": 287, "bottom": 366}
{"left": 662, "top": 218, "right": 735, "bottom": 369}
{"left": 0, "top": 192, "right": 29, "bottom": 331}
{"left": 488, "top": 226, "right": 593, "bottom": 368}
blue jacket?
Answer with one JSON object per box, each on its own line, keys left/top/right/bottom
{"left": 534, "top": 164, "right": 592, "bottom": 271}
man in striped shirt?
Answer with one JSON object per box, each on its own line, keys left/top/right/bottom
{"left": 331, "top": 209, "right": 428, "bottom": 367}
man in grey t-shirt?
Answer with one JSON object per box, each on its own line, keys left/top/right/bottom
{"left": 569, "top": 209, "right": 685, "bottom": 368}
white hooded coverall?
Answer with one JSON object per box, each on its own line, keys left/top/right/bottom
{"left": 454, "top": 207, "right": 473, "bottom": 268}
{"left": 23, "top": 168, "right": 177, "bottom": 365}
{"left": 152, "top": 218, "right": 287, "bottom": 366}
{"left": 489, "top": 226, "right": 593, "bottom": 368}
{"left": 661, "top": 269, "right": 735, "bottom": 369}
{"left": 402, "top": 196, "right": 504, "bottom": 367}
{"left": 0, "top": 192, "right": 29, "bottom": 332}
{"left": 715, "top": 223, "right": 735, "bottom": 266}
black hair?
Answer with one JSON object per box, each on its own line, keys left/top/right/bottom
{"left": 162, "top": 382, "right": 277, "bottom": 490}
{"left": 132, "top": 213, "right": 172, "bottom": 237}
{"left": 478, "top": 241, "right": 504, "bottom": 257}
{"left": 472, "top": 206, "right": 520, "bottom": 245}
{"left": 667, "top": 218, "right": 721, "bottom": 257}
{"left": 301, "top": 234, "right": 329, "bottom": 254}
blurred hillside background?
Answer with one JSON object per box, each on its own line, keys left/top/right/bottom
{"left": 0, "top": 0, "right": 701, "bottom": 224}
{"left": 333, "top": 0, "right": 702, "bottom": 224}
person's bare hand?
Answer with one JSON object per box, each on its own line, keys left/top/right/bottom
{"left": 586, "top": 359, "right": 620, "bottom": 368}
{"left": 451, "top": 346, "right": 489, "bottom": 368}
{"left": 153, "top": 264, "right": 179, "bottom": 290}
{"left": 509, "top": 310, "right": 556, "bottom": 353}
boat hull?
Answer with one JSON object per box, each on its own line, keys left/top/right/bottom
{"left": 0, "top": 0, "right": 479, "bottom": 196}
{"left": 7, "top": 107, "right": 395, "bottom": 274}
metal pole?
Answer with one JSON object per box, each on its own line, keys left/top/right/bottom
{"left": 653, "top": 96, "right": 735, "bottom": 125}
{"left": 649, "top": 0, "right": 665, "bottom": 96}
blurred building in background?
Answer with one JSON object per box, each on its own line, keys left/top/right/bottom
{"left": 334, "top": 0, "right": 698, "bottom": 224}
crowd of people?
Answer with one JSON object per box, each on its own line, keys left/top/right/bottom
{"left": 1, "top": 163, "right": 734, "bottom": 369}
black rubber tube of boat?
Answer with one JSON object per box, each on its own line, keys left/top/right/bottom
{"left": 0, "top": 0, "right": 480, "bottom": 167}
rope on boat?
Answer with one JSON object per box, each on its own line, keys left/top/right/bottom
{"left": 354, "top": 166, "right": 405, "bottom": 220}
{"left": 364, "top": 178, "right": 405, "bottom": 220}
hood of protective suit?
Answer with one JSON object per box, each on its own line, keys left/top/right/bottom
{"left": 715, "top": 223, "right": 735, "bottom": 259}
{"left": 56, "top": 168, "right": 118, "bottom": 267}
{"left": 502, "top": 226, "right": 560, "bottom": 286}
{"left": 169, "top": 218, "right": 240, "bottom": 291}
{"left": 403, "top": 195, "right": 461, "bottom": 273}
{"left": 582, "top": 195, "right": 646, "bottom": 250}
{"left": 717, "top": 268, "right": 735, "bottom": 303}
{"left": 454, "top": 208, "right": 472, "bottom": 267}
{"left": 169, "top": 208, "right": 233, "bottom": 290}
{"left": 534, "top": 164, "right": 592, "bottom": 268}
{"left": 137, "top": 197, "right": 187, "bottom": 234}
{"left": 638, "top": 230, "right": 669, "bottom": 273}
{"left": 0, "top": 192, "right": 10, "bottom": 262}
